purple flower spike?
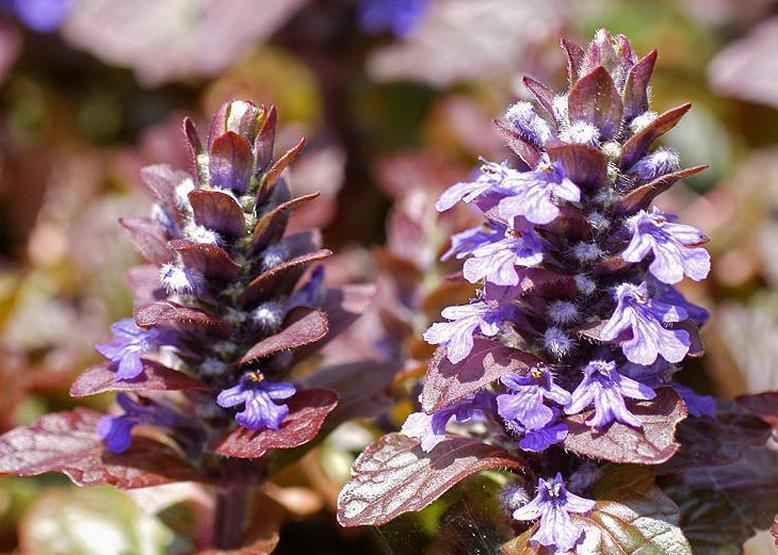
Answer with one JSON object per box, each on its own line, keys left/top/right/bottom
{"left": 565, "top": 360, "right": 656, "bottom": 428}
{"left": 497, "top": 367, "right": 572, "bottom": 429}
{"left": 216, "top": 373, "right": 296, "bottom": 431}
{"left": 423, "top": 301, "right": 510, "bottom": 364}
{"left": 622, "top": 208, "right": 710, "bottom": 284}
{"left": 95, "top": 318, "right": 170, "bottom": 380}
{"left": 435, "top": 161, "right": 518, "bottom": 212}
{"left": 97, "top": 393, "right": 182, "bottom": 454}
{"left": 497, "top": 162, "right": 580, "bottom": 225}
{"left": 442, "top": 223, "right": 506, "bottom": 262}
{"left": 463, "top": 230, "right": 544, "bottom": 286}
{"left": 600, "top": 282, "right": 690, "bottom": 365}
{"left": 401, "top": 392, "right": 494, "bottom": 452}
{"left": 649, "top": 277, "right": 710, "bottom": 325}
{"left": 512, "top": 473, "right": 595, "bottom": 553}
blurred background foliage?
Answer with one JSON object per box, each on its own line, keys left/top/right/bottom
{"left": 1, "top": 0, "right": 777, "bottom": 553}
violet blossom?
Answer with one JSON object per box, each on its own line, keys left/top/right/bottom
{"left": 423, "top": 300, "right": 512, "bottom": 363}
{"left": 401, "top": 392, "right": 494, "bottom": 452}
{"left": 600, "top": 282, "right": 690, "bottom": 365}
{"left": 497, "top": 161, "right": 581, "bottom": 225}
{"left": 622, "top": 207, "right": 710, "bottom": 284}
{"left": 565, "top": 360, "right": 656, "bottom": 428}
{"left": 496, "top": 367, "right": 571, "bottom": 429}
{"left": 512, "top": 473, "right": 595, "bottom": 553}
{"left": 95, "top": 318, "right": 171, "bottom": 380}
{"left": 97, "top": 393, "right": 184, "bottom": 454}
{"left": 462, "top": 230, "right": 544, "bottom": 286}
{"left": 216, "top": 372, "right": 297, "bottom": 431}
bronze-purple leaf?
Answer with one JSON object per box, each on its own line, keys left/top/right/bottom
{"left": 119, "top": 217, "right": 173, "bottom": 265}
{"left": 70, "top": 360, "right": 208, "bottom": 397}
{"left": 562, "top": 388, "right": 686, "bottom": 465}
{"left": 561, "top": 38, "right": 584, "bottom": 83}
{"left": 736, "top": 391, "right": 778, "bottom": 432}
{"left": 661, "top": 403, "right": 771, "bottom": 471}
{"left": 422, "top": 339, "right": 541, "bottom": 414}
{"left": 126, "top": 265, "right": 165, "bottom": 305}
{"left": 522, "top": 76, "right": 556, "bottom": 123}
{"left": 336, "top": 433, "right": 525, "bottom": 527}
{"left": 211, "top": 389, "right": 338, "bottom": 459}
{"left": 620, "top": 103, "right": 692, "bottom": 169}
{"left": 183, "top": 117, "right": 206, "bottom": 184}
{"left": 546, "top": 141, "right": 608, "bottom": 189}
{"left": 614, "top": 165, "right": 709, "bottom": 215}
{"left": 257, "top": 137, "right": 305, "bottom": 202}
{"left": 239, "top": 309, "right": 328, "bottom": 365}
{"left": 140, "top": 164, "right": 191, "bottom": 226}
{"left": 239, "top": 249, "right": 332, "bottom": 307}
{"left": 568, "top": 66, "right": 623, "bottom": 141}
{"left": 251, "top": 193, "right": 321, "bottom": 254}
{"left": 168, "top": 239, "right": 242, "bottom": 282}
{"left": 254, "top": 105, "right": 277, "bottom": 173}
{"left": 494, "top": 119, "right": 541, "bottom": 169}
{"left": 623, "top": 49, "right": 658, "bottom": 121}
{"left": 0, "top": 408, "right": 200, "bottom": 488}
{"left": 188, "top": 189, "right": 244, "bottom": 236}
{"left": 292, "top": 285, "right": 376, "bottom": 363}
{"left": 209, "top": 131, "right": 252, "bottom": 193}
{"left": 134, "top": 300, "right": 230, "bottom": 337}
{"left": 305, "top": 360, "right": 397, "bottom": 429}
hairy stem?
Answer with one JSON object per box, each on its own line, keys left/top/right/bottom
{"left": 213, "top": 485, "right": 248, "bottom": 550}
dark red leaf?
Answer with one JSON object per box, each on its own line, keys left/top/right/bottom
{"left": 422, "top": 339, "right": 541, "bottom": 414}
{"left": 568, "top": 66, "right": 623, "bottom": 140}
{"left": 250, "top": 193, "right": 321, "bottom": 254}
{"left": 134, "top": 300, "right": 230, "bottom": 337}
{"left": 620, "top": 103, "right": 692, "bottom": 169}
{"left": 615, "top": 165, "right": 709, "bottom": 215}
{"left": 70, "top": 360, "right": 209, "bottom": 397}
{"left": 212, "top": 389, "right": 338, "bottom": 459}
{"left": 168, "top": 239, "right": 242, "bottom": 282}
{"left": 336, "top": 433, "right": 525, "bottom": 527}
{"left": 188, "top": 189, "right": 244, "bottom": 236}
{"left": 522, "top": 76, "right": 556, "bottom": 123}
{"left": 305, "top": 360, "right": 397, "bottom": 429}
{"left": 239, "top": 249, "right": 332, "bottom": 308}
{"left": 257, "top": 137, "right": 305, "bottom": 203}
{"left": 561, "top": 38, "right": 584, "bottom": 83}
{"left": 736, "top": 391, "right": 778, "bottom": 432}
{"left": 183, "top": 117, "right": 207, "bottom": 185}
{"left": 140, "top": 164, "right": 191, "bottom": 227}
{"left": 623, "top": 49, "right": 657, "bottom": 121}
{"left": 562, "top": 388, "right": 686, "bottom": 464}
{"left": 0, "top": 408, "right": 200, "bottom": 488}
{"left": 239, "top": 309, "right": 328, "bottom": 365}
{"left": 292, "top": 285, "right": 376, "bottom": 362}
{"left": 119, "top": 217, "right": 173, "bottom": 265}
{"left": 494, "top": 119, "right": 541, "bottom": 169}
{"left": 209, "top": 131, "right": 252, "bottom": 193}
{"left": 126, "top": 265, "right": 165, "bottom": 305}
{"left": 545, "top": 141, "right": 608, "bottom": 189}
{"left": 253, "top": 105, "right": 277, "bottom": 173}
{"left": 662, "top": 404, "right": 771, "bottom": 471}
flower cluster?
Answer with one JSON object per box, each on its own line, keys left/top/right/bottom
{"left": 0, "top": 100, "right": 373, "bottom": 550}
{"left": 388, "top": 30, "right": 714, "bottom": 552}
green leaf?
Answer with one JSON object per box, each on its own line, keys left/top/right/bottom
{"left": 19, "top": 487, "right": 173, "bottom": 555}
{"left": 502, "top": 466, "right": 691, "bottom": 554}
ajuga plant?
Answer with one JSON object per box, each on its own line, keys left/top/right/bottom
{"left": 337, "top": 30, "right": 778, "bottom": 553}
{"left": 0, "top": 100, "right": 373, "bottom": 551}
